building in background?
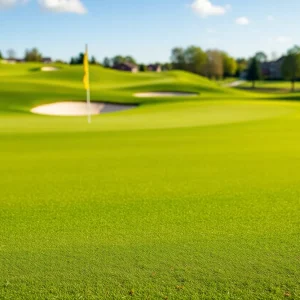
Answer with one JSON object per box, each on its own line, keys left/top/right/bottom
{"left": 261, "top": 57, "right": 284, "bottom": 80}
{"left": 147, "top": 64, "right": 161, "bottom": 72}
{"left": 113, "top": 62, "right": 138, "bottom": 73}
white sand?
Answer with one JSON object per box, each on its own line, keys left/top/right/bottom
{"left": 41, "top": 66, "right": 59, "bottom": 72}
{"left": 134, "top": 92, "right": 198, "bottom": 98}
{"left": 31, "top": 102, "right": 104, "bottom": 116}
{"left": 31, "top": 102, "right": 136, "bottom": 116}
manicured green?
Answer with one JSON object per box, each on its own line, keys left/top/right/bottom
{"left": 239, "top": 80, "right": 300, "bottom": 93}
{"left": 1, "top": 63, "right": 300, "bottom": 299}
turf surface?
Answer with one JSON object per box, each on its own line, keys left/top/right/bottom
{"left": 1, "top": 63, "right": 300, "bottom": 299}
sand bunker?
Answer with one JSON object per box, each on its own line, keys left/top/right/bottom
{"left": 31, "top": 102, "right": 135, "bottom": 116}
{"left": 135, "top": 92, "right": 198, "bottom": 98}
{"left": 41, "top": 66, "right": 59, "bottom": 72}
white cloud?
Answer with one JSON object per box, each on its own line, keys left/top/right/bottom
{"left": 191, "top": 0, "right": 229, "bottom": 17}
{"left": 275, "top": 36, "right": 292, "bottom": 43}
{"left": 38, "top": 0, "right": 87, "bottom": 14}
{"left": 267, "top": 15, "right": 274, "bottom": 21}
{"left": 236, "top": 17, "right": 249, "bottom": 25}
{"left": 0, "top": 0, "right": 27, "bottom": 9}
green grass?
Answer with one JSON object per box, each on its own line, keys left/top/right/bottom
{"left": 1, "top": 64, "right": 300, "bottom": 299}
{"left": 215, "top": 77, "right": 238, "bottom": 85}
{"left": 239, "top": 80, "right": 300, "bottom": 93}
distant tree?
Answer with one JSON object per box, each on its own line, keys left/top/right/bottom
{"left": 247, "top": 57, "right": 262, "bottom": 88}
{"left": 110, "top": 55, "right": 137, "bottom": 67}
{"left": 112, "top": 55, "right": 125, "bottom": 67}
{"left": 77, "top": 53, "right": 84, "bottom": 64}
{"left": 184, "top": 46, "right": 207, "bottom": 75}
{"left": 70, "top": 53, "right": 84, "bottom": 65}
{"left": 7, "top": 49, "right": 16, "bottom": 59}
{"left": 205, "top": 50, "right": 223, "bottom": 79}
{"left": 139, "top": 64, "right": 146, "bottom": 72}
{"left": 223, "top": 53, "right": 237, "bottom": 77}
{"left": 255, "top": 51, "right": 268, "bottom": 63}
{"left": 103, "top": 57, "right": 111, "bottom": 68}
{"left": 162, "top": 63, "right": 172, "bottom": 71}
{"left": 236, "top": 58, "right": 248, "bottom": 77}
{"left": 171, "top": 47, "right": 185, "bottom": 70}
{"left": 171, "top": 46, "right": 207, "bottom": 75}
{"left": 70, "top": 57, "right": 76, "bottom": 65}
{"left": 281, "top": 46, "right": 300, "bottom": 92}
{"left": 288, "top": 45, "right": 300, "bottom": 55}
{"left": 124, "top": 56, "right": 136, "bottom": 64}
{"left": 90, "top": 56, "right": 97, "bottom": 64}
{"left": 0, "top": 51, "right": 2, "bottom": 59}
{"left": 24, "top": 48, "right": 42, "bottom": 62}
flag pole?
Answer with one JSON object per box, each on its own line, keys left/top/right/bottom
{"left": 85, "top": 44, "right": 91, "bottom": 124}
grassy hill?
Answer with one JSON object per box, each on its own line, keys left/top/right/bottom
{"left": 1, "top": 64, "right": 300, "bottom": 299}
{"left": 0, "top": 63, "right": 254, "bottom": 113}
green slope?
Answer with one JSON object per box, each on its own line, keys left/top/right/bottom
{"left": 0, "top": 63, "right": 254, "bottom": 114}
{"left": 1, "top": 64, "right": 300, "bottom": 299}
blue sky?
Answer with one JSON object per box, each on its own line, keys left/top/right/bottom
{"left": 0, "top": 0, "right": 299, "bottom": 63}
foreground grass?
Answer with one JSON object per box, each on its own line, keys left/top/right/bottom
{"left": 1, "top": 64, "right": 300, "bottom": 299}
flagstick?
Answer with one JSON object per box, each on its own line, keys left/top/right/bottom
{"left": 85, "top": 44, "right": 91, "bottom": 124}
{"left": 86, "top": 87, "right": 91, "bottom": 124}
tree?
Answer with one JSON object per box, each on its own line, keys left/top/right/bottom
{"left": 70, "top": 57, "right": 76, "bottom": 65}
{"left": 236, "top": 58, "right": 248, "bottom": 77}
{"left": 90, "top": 56, "right": 97, "bottom": 64}
{"left": 124, "top": 56, "right": 136, "bottom": 64}
{"left": 247, "top": 57, "right": 262, "bottom": 88}
{"left": 184, "top": 46, "right": 207, "bottom": 75}
{"left": 7, "top": 49, "right": 16, "bottom": 59}
{"left": 24, "top": 48, "right": 42, "bottom": 62}
{"left": 70, "top": 53, "right": 84, "bottom": 65}
{"left": 288, "top": 45, "right": 300, "bottom": 55}
{"left": 112, "top": 55, "right": 125, "bottom": 67}
{"left": 255, "top": 51, "right": 268, "bottom": 63}
{"left": 77, "top": 53, "right": 84, "bottom": 64}
{"left": 139, "top": 64, "right": 146, "bottom": 72}
{"left": 205, "top": 50, "right": 223, "bottom": 79}
{"left": 0, "top": 51, "right": 2, "bottom": 59}
{"left": 162, "top": 63, "right": 172, "bottom": 71}
{"left": 171, "top": 47, "right": 185, "bottom": 70}
{"left": 103, "top": 57, "right": 111, "bottom": 68}
{"left": 223, "top": 53, "right": 237, "bottom": 77}
{"left": 281, "top": 46, "right": 300, "bottom": 92}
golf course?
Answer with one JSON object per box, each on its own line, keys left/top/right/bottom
{"left": 1, "top": 63, "right": 300, "bottom": 299}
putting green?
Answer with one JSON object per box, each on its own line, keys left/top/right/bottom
{"left": 1, "top": 63, "right": 300, "bottom": 299}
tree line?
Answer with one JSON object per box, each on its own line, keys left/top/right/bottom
{"left": 0, "top": 48, "right": 43, "bottom": 62}
{"left": 246, "top": 45, "right": 300, "bottom": 91}
{"left": 170, "top": 46, "right": 239, "bottom": 79}
{"left": 2, "top": 45, "right": 300, "bottom": 91}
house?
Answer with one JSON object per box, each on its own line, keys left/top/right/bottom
{"left": 260, "top": 57, "right": 285, "bottom": 80}
{"left": 261, "top": 62, "right": 270, "bottom": 78}
{"left": 113, "top": 62, "right": 138, "bottom": 73}
{"left": 42, "top": 57, "right": 52, "bottom": 64}
{"left": 147, "top": 64, "right": 161, "bottom": 72}
{"left": 269, "top": 57, "right": 285, "bottom": 79}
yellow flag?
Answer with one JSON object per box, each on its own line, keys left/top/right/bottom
{"left": 83, "top": 49, "right": 89, "bottom": 90}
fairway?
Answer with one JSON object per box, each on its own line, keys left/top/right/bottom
{"left": 1, "top": 64, "right": 300, "bottom": 299}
